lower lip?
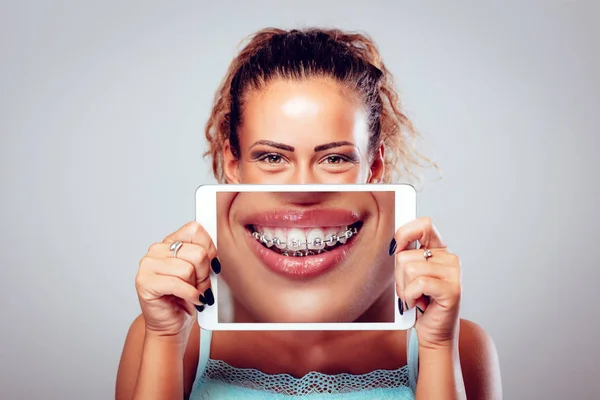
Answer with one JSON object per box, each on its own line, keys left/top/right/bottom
{"left": 244, "top": 230, "right": 357, "bottom": 279}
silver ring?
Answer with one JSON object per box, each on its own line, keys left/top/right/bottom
{"left": 423, "top": 249, "right": 433, "bottom": 260}
{"left": 170, "top": 241, "right": 183, "bottom": 258}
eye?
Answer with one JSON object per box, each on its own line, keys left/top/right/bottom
{"left": 322, "top": 155, "right": 349, "bottom": 165}
{"left": 258, "top": 153, "right": 285, "bottom": 164}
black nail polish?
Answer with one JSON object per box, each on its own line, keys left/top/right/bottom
{"left": 211, "top": 257, "right": 222, "bottom": 274}
{"left": 398, "top": 298, "right": 404, "bottom": 315}
{"left": 195, "top": 304, "right": 205, "bottom": 312}
{"left": 388, "top": 238, "right": 397, "bottom": 256}
{"left": 416, "top": 306, "right": 425, "bottom": 314}
{"left": 204, "top": 288, "right": 215, "bottom": 306}
{"left": 198, "top": 294, "right": 207, "bottom": 304}
{"left": 405, "top": 301, "right": 409, "bottom": 310}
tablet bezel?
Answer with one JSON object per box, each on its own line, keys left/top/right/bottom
{"left": 195, "top": 184, "right": 417, "bottom": 331}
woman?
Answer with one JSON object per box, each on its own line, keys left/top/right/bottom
{"left": 217, "top": 190, "right": 396, "bottom": 324}
{"left": 116, "top": 28, "right": 502, "bottom": 399}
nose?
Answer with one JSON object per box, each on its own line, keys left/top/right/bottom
{"left": 289, "top": 165, "right": 320, "bottom": 185}
{"left": 271, "top": 163, "right": 343, "bottom": 204}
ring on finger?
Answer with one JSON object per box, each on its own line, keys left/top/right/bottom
{"left": 423, "top": 249, "right": 433, "bottom": 260}
{"left": 169, "top": 241, "right": 183, "bottom": 258}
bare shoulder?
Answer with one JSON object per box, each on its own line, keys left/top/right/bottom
{"left": 115, "top": 314, "right": 201, "bottom": 400}
{"left": 458, "top": 318, "right": 503, "bottom": 400}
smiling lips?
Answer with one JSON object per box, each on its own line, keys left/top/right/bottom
{"left": 242, "top": 208, "right": 363, "bottom": 279}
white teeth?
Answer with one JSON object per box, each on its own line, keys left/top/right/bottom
{"left": 273, "top": 228, "right": 287, "bottom": 250}
{"left": 324, "top": 228, "right": 339, "bottom": 247}
{"left": 286, "top": 228, "right": 307, "bottom": 251}
{"left": 337, "top": 228, "right": 348, "bottom": 244}
{"left": 252, "top": 224, "right": 359, "bottom": 256}
{"left": 307, "top": 228, "right": 326, "bottom": 250}
{"left": 262, "top": 227, "right": 274, "bottom": 247}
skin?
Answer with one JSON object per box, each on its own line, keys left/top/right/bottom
{"left": 116, "top": 77, "right": 503, "bottom": 400}
{"left": 217, "top": 190, "right": 395, "bottom": 324}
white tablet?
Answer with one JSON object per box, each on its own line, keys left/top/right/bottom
{"left": 195, "top": 184, "right": 416, "bottom": 331}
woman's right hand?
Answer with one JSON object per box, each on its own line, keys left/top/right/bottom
{"left": 135, "top": 221, "right": 220, "bottom": 339}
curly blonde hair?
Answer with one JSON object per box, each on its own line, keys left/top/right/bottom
{"left": 203, "top": 27, "right": 432, "bottom": 184}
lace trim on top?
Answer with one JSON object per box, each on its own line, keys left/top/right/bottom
{"left": 200, "top": 358, "right": 410, "bottom": 396}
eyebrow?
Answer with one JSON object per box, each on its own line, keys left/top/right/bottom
{"left": 249, "top": 140, "right": 295, "bottom": 152}
{"left": 249, "top": 140, "right": 356, "bottom": 153}
{"left": 313, "top": 141, "right": 356, "bottom": 152}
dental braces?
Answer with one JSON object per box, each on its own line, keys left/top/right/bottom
{"left": 252, "top": 226, "right": 359, "bottom": 250}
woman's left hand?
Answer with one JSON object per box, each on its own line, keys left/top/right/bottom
{"left": 391, "top": 217, "right": 462, "bottom": 350}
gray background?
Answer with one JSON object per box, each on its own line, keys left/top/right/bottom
{"left": 1, "top": 0, "right": 598, "bottom": 399}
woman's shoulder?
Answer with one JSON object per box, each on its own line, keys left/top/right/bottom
{"left": 458, "top": 318, "right": 497, "bottom": 359}
{"left": 457, "top": 318, "right": 502, "bottom": 398}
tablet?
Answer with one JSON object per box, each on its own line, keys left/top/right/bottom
{"left": 195, "top": 184, "right": 416, "bottom": 331}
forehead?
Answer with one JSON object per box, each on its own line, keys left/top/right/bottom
{"left": 239, "top": 78, "right": 369, "bottom": 151}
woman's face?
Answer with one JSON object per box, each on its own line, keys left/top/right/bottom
{"left": 223, "top": 77, "right": 384, "bottom": 185}
{"left": 218, "top": 78, "right": 393, "bottom": 323}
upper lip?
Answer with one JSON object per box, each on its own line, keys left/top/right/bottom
{"left": 240, "top": 208, "right": 362, "bottom": 228}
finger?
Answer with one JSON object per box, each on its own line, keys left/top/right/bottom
{"left": 147, "top": 242, "right": 212, "bottom": 287}
{"left": 414, "top": 296, "right": 430, "bottom": 318}
{"left": 399, "top": 249, "right": 460, "bottom": 280}
{"left": 176, "top": 296, "right": 198, "bottom": 318}
{"left": 395, "top": 260, "right": 435, "bottom": 315}
{"left": 394, "top": 273, "right": 405, "bottom": 310}
{"left": 141, "top": 256, "right": 196, "bottom": 284}
{"left": 403, "top": 261, "right": 455, "bottom": 288}
{"left": 136, "top": 274, "right": 202, "bottom": 306}
{"left": 396, "top": 248, "right": 452, "bottom": 266}
{"left": 392, "top": 217, "right": 446, "bottom": 254}
{"left": 403, "top": 260, "right": 453, "bottom": 316}
{"left": 140, "top": 256, "right": 214, "bottom": 307}
{"left": 163, "top": 221, "right": 218, "bottom": 263}
{"left": 395, "top": 249, "right": 454, "bottom": 314}
{"left": 404, "top": 276, "right": 460, "bottom": 310}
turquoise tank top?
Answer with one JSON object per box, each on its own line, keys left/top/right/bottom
{"left": 189, "top": 328, "right": 419, "bottom": 399}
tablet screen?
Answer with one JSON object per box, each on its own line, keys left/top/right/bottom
{"left": 214, "top": 190, "right": 396, "bottom": 324}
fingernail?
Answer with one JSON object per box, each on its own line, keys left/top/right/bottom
{"left": 204, "top": 288, "right": 215, "bottom": 306}
{"left": 388, "top": 238, "right": 397, "bottom": 256}
{"left": 398, "top": 298, "right": 404, "bottom": 315}
{"left": 211, "top": 257, "right": 222, "bottom": 274}
{"left": 198, "top": 293, "right": 207, "bottom": 304}
{"left": 416, "top": 306, "right": 425, "bottom": 314}
{"left": 405, "top": 301, "right": 410, "bottom": 310}
{"left": 195, "top": 304, "right": 205, "bottom": 312}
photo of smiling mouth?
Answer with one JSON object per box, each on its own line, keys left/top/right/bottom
{"left": 239, "top": 208, "right": 366, "bottom": 278}
{"left": 248, "top": 221, "right": 363, "bottom": 257}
